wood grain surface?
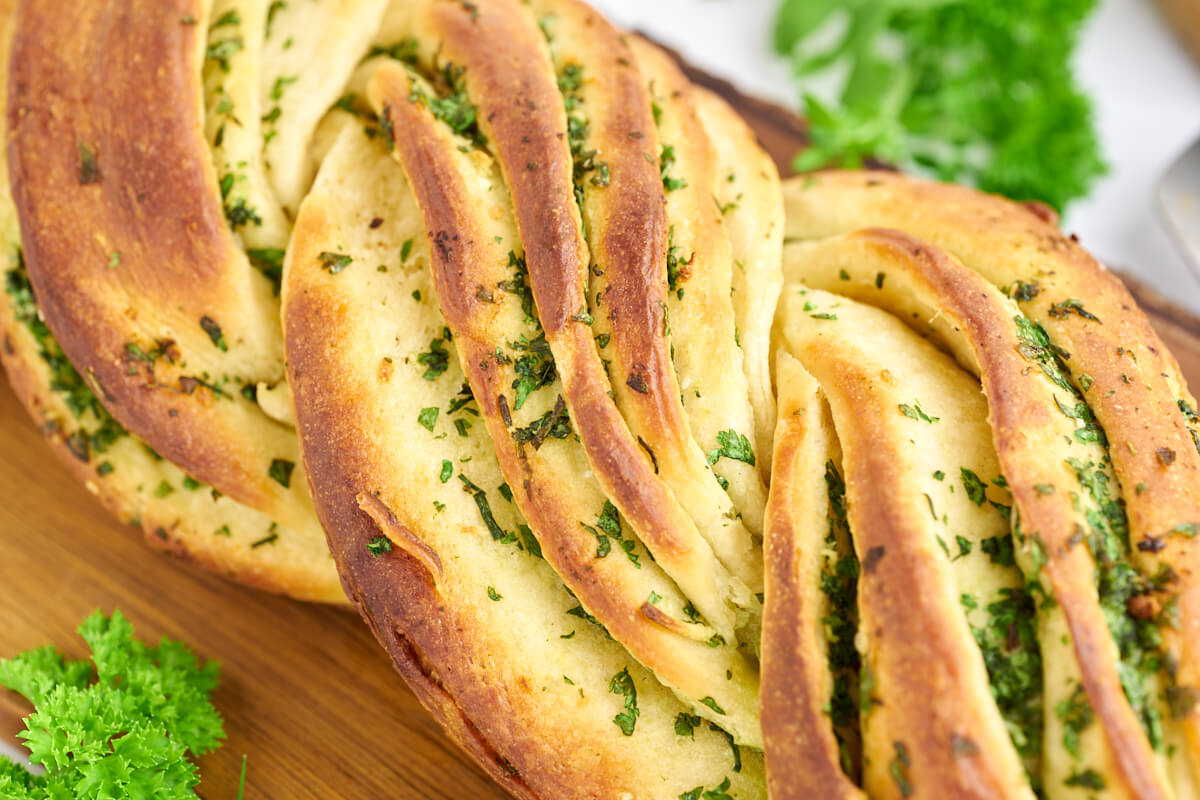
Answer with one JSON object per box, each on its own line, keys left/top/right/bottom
{"left": 3, "top": 49, "right": 1200, "bottom": 800}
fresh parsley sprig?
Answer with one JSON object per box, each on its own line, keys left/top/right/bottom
{"left": 774, "top": 0, "right": 1106, "bottom": 212}
{"left": 0, "top": 610, "right": 224, "bottom": 799}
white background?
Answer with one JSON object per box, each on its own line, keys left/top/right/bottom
{"left": 3, "top": 0, "right": 1200, "bottom": 770}
{"left": 592, "top": 0, "right": 1200, "bottom": 312}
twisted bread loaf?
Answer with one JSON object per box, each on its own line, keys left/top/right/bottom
{"left": 2, "top": 1, "right": 1199, "bottom": 798}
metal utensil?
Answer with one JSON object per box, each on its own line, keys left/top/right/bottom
{"left": 1158, "top": 135, "right": 1200, "bottom": 279}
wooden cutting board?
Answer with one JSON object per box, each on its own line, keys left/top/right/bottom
{"left": 3, "top": 53, "right": 1200, "bottom": 800}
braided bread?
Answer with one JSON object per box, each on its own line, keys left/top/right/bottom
{"left": 3, "top": 1, "right": 1200, "bottom": 798}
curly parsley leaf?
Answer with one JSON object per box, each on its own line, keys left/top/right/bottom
{"left": 0, "top": 610, "right": 224, "bottom": 800}
{"left": 774, "top": 0, "right": 1105, "bottom": 211}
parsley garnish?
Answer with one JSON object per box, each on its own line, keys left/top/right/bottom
{"left": 1056, "top": 683, "right": 1094, "bottom": 757}
{"left": 980, "top": 535, "right": 1016, "bottom": 567}
{"left": 8, "top": 253, "right": 130, "bottom": 455}
{"left": 0, "top": 610, "right": 223, "bottom": 799}
{"left": 317, "top": 251, "right": 353, "bottom": 274}
{"left": 512, "top": 395, "right": 573, "bottom": 452}
{"left": 367, "top": 536, "right": 393, "bottom": 557}
{"left": 960, "top": 468, "right": 987, "bottom": 506}
{"left": 665, "top": 226, "right": 693, "bottom": 300}
{"left": 660, "top": 145, "right": 688, "bottom": 192}
{"left": 77, "top": 141, "right": 100, "bottom": 184}
{"left": 674, "top": 712, "right": 701, "bottom": 738}
{"left": 898, "top": 401, "right": 938, "bottom": 423}
{"left": 268, "top": 458, "right": 294, "bottom": 488}
{"left": 1048, "top": 298, "right": 1101, "bottom": 322}
{"left": 205, "top": 37, "right": 243, "bottom": 73}
{"left": 969, "top": 587, "right": 1043, "bottom": 761}
{"left": 199, "top": 316, "right": 227, "bottom": 352}
{"left": 510, "top": 332, "right": 556, "bottom": 410}
{"left": 367, "top": 39, "right": 419, "bottom": 65}
{"left": 679, "top": 779, "right": 733, "bottom": 800}
{"left": 418, "top": 407, "right": 439, "bottom": 432}
{"left": 1065, "top": 770, "right": 1105, "bottom": 790}
{"left": 706, "top": 429, "right": 755, "bottom": 467}
{"left": 773, "top": 0, "right": 1105, "bottom": 211}
{"left": 580, "top": 501, "right": 639, "bottom": 566}
{"left": 889, "top": 742, "right": 913, "bottom": 797}
{"left": 417, "top": 333, "right": 451, "bottom": 381}
{"left": 246, "top": 248, "right": 285, "bottom": 295}
{"left": 609, "top": 668, "right": 639, "bottom": 735}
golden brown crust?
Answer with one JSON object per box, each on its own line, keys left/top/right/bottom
{"left": 692, "top": 86, "right": 784, "bottom": 479}
{"left": 626, "top": 36, "right": 770, "bottom": 539}
{"left": 761, "top": 356, "right": 864, "bottom": 800}
{"left": 0, "top": 0, "right": 340, "bottom": 603}
{"left": 786, "top": 170, "right": 1200, "bottom": 786}
{"left": 0, "top": 287, "right": 344, "bottom": 602}
{"left": 428, "top": 0, "right": 756, "bottom": 636}
{"left": 804, "top": 228, "right": 1169, "bottom": 797}
{"left": 854, "top": 230, "right": 1166, "bottom": 799}
{"left": 778, "top": 287, "right": 1035, "bottom": 798}
{"left": 283, "top": 116, "right": 764, "bottom": 798}
{"left": 819, "top": 358, "right": 1024, "bottom": 800}
{"left": 284, "top": 283, "right": 544, "bottom": 800}
{"left": 9, "top": 0, "right": 277, "bottom": 509}
{"left": 369, "top": 57, "right": 761, "bottom": 746}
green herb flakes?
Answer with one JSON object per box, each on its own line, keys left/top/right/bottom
{"left": 706, "top": 429, "right": 756, "bottom": 467}
{"left": 268, "top": 458, "right": 294, "bottom": 488}
{"left": 367, "top": 536, "right": 393, "bottom": 557}
{"left": 609, "top": 668, "right": 639, "bottom": 736}
{"left": 318, "top": 251, "right": 353, "bottom": 274}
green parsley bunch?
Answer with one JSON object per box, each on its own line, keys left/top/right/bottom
{"left": 774, "top": 0, "right": 1107, "bottom": 211}
{"left": 0, "top": 610, "right": 224, "bottom": 799}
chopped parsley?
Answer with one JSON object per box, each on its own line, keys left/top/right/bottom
{"left": 199, "top": 316, "right": 227, "bottom": 352}
{"left": 367, "top": 536, "right": 393, "bottom": 557}
{"left": 5, "top": 249, "right": 129, "bottom": 457}
{"left": 706, "top": 429, "right": 756, "bottom": 467}
{"left": 417, "top": 332, "right": 451, "bottom": 381}
{"left": 246, "top": 248, "right": 285, "bottom": 295}
{"left": 1048, "top": 299, "right": 1100, "bottom": 323}
{"left": 889, "top": 742, "right": 913, "bottom": 797}
{"left": 980, "top": 535, "right": 1016, "bottom": 567}
{"left": 581, "top": 501, "right": 638, "bottom": 566}
{"left": 674, "top": 712, "right": 701, "bottom": 738}
{"left": 970, "top": 587, "right": 1043, "bottom": 761}
{"left": 510, "top": 332, "right": 556, "bottom": 410}
{"left": 77, "top": 141, "right": 101, "bottom": 184}
{"left": 660, "top": 145, "right": 688, "bottom": 192}
{"left": 512, "top": 395, "right": 573, "bottom": 452}
{"left": 417, "top": 407, "right": 439, "bottom": 432}
{"left": 1056, "top": 683, "right": 1093, "bottom": 757}
{"left": 317, "top": 251, "right": 353, "bottom": 274}
{"left": 898, "top": 400, "right": 939, "bottom": 423}
{"left": 679, "top": 779, "right": 733, "bottom": 800}
{"left": 960, "top": 468, "right": 988, "bottom": 506}
{"left": 609, "top": 668, "right": 639, "bottom": 736}
{"left": 268, "top": 458, "right": 294, "bottom": 488}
